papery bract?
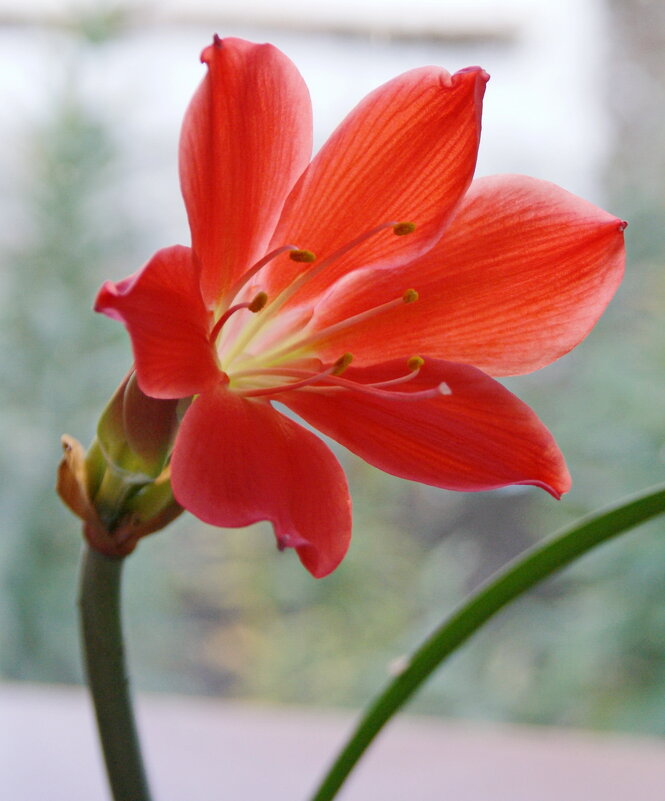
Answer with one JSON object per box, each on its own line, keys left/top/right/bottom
{"left": 94, "top": 36, "right": 626, "bottom": 576}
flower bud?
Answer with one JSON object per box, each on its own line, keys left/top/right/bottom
{"left": 56, "top": 370, "right": 183, "bottom": 557}
{"left": 97, "top": 371, "right": 179, "bottom": 480}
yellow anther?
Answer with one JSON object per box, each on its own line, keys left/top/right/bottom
{"left": 392, "top": 221, "right": 416, "bottom": 236}
{"left": 332, "top": 352, "right": 354, "bottom": 375}
{"left": 402, "top": 288, "right": 419, "bottom": 303}
{"left": 407, "top": 355, "right": 425, "bottom": 371}
{"left": 289, "top": 249, "right": 317, "bottom": 263}
{"left": 248, "top": 291, "right": 268, "bottom": 312}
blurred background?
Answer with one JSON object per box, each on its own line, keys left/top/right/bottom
{"left": 0, "top": 0, "right": 664, "bottom": 738}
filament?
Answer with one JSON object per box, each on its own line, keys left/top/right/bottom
{"left": 209, "top": 291, "right": 268, "bottom": 344}
{"left": 222, "top": 221, "right": 416, "bottom": 367}
{"left": 255, "top": 289, "right": 419, "bottom": 367}
{"left": 218, "top": 245, "right": 298, "bottom": 312}
{"left": 233, "top": 360, "right": 448, "bottom": 402}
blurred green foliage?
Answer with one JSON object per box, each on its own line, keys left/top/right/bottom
{"left": 0, "top": 48, "right": 133, "bottom": 681}
{"left": 1, "top": 9, "right": 664, "bottom": 738}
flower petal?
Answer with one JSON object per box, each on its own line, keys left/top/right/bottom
{"left": 171, "top": 387, "right": 352, "bottom": 577}
{"left": 263, "top": 66, "right": 488, "bottom": 302}
{"left": 180, "top": 37, "right": 313, "bottom": 306}
{"left": 282, "top": 359, "right": 571, "bottom": 498}
{"left": 310, "top": 175, "right": 626, "bottom": 375}
{"left": 95, "top": 246, "right": 219, "bottom": 399}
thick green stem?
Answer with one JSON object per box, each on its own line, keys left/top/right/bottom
{"left": 309, "top": 483, "right": 665, "bottom": 801}
{"left": 78, "top": 546, "right": 153, "bottom": 801}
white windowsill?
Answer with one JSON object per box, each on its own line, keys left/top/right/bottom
{"left": 1, "top": 682, "right": 663, "bottom": 800}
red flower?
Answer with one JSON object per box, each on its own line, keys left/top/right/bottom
{"left": 95, "top": 37, "right": 626, "bottom": 577}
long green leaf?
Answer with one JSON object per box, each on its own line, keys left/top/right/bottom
{"left": 310, "top": 483, "right": 665, "bottom": 801}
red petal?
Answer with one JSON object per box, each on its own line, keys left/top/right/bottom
{"left": 180, "top": 37, "right": 313, "bottom": 306}
{"left": 95, "top": 246, "right": 220, "bottom": 399}
{"left": 282, "top": 359, "right": 571, "bottom": 498}
{"left": 171, "top": 387, "right": 352, "bottom": 577}
{"left": 263, "top": 66, "right": 487, "bottom": 302}
{"left": 311, "top": 175, "right": 626, "bottom": 375}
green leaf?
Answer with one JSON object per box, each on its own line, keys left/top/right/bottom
{"left": 309, "top": 483, "right": 665, "bottom": 801}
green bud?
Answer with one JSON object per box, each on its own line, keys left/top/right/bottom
{"left": 97, "top": 371, "right": 179, "bottom": 480}
{"left": 57, "top": 370, "right": 183, "bottom": 556}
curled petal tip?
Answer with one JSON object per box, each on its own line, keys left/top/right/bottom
{"left": 93, "top": 279, "right": 116, "bottom": 306}
{"left": 452, "top": 66, "right": 490, "bottom": 86}
{"left": 448, "top": 66, "right": 489, "bottom": 108}
{"left": 276, "top": 532, "right": 309, "bottom": 552}
{"left": 618, "top": 219, "right": 628, "bottom": 232}
{"left": 541, "top": 482, "right": 565, "bottom": 501}
{"left": 535, "top": 466, "right": 572, "bottom": 501}
{"left": 94, "top": 279, "right": 127, "bottom": 322}
{"left": 458, "top": 65, "right": 490, "bottom": 81}
{"left": 201, "top": 33, "right": 223, "bottom": 64}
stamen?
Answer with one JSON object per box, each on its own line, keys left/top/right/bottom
{"left": 237, "top": 363, "right": 339, "bottom": 398}
{"left": 219, "top": 245, "right": 298, "bottom": 311}
{"left": 368, "top": 357, "right": 425, "bottom": 388}
{"left": 222, "top": 220, "right": 416, "bottom": 365}
{"left": 258, "top": 290, "right": 420, "bottom": 366}
{"left": 310, "top": 373, "right": 447, "bottom": 401}
{"left": 332, "top": 353, "right": 353, "bottom": 375}
{"left": 289, "top": 249, "right": 316, "bottom": 263}
{"left": 248, "top": 291, "right": 268, "bottom": 312}
{"left": 282, "top": 222, "right": 401, "bottom": 298}
{"left": 233, "top": 365, "right": 447, "bottom": 402}
{"left": 210, "top": 291, "right": 268, "bottom": 343}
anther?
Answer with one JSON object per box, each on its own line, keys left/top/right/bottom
{"left": 392, "top": 221, "right": 416, "bottom": 236}
{"left": 210, "top": 293, "right": 268, "bottom": 343}
{"left": 332, "top": 353, "right": 354, "bottom": 375}
{"left": 407, "top": 356, "right": 425, "bottom": 371}
{"left": 289, "top": 249, "right": 317, "bottom": 263}
{"left": 248, "top": 291, "right": 268, "bottom": 312}
{"left": 402, "top": 289, "right": 419, "bottom": 303}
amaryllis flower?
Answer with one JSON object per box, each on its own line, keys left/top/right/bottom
{"left": 95, "top": 36, "right": 625, "bottom": 577}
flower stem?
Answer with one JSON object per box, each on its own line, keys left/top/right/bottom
{"left": 309, "top": 482, "right": 665, "bottom": 801}
{"left": 78, "top": 545, "right": 153, "bottom": 801}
